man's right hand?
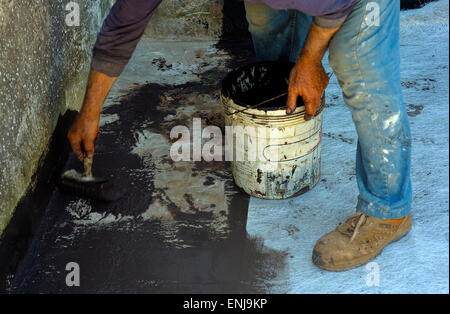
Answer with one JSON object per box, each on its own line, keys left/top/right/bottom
{"left": 67, "top": 68, "right": 118, "bottom": 161}
{"left": 67, "top": 113, "right": 100, "bottom": 161}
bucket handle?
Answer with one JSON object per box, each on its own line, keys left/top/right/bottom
{"left": 262, "top": 128, "right": 322, "bottom": 163}
{"left": 225, "top": 72, "right": 332, "bottom": 117}
{"left": 225, "top": 93, "right": 288, "bottom": 116}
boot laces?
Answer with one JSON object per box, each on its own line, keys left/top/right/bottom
{"left": 346, "top": 211, "right": 368, "bottom": 243}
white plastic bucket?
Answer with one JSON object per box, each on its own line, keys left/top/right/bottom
{"left": 221, "top": 61, "right": 324, "bottom": 199}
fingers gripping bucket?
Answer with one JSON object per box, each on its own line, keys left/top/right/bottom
{"left": 221, "top": 61, "right": 324, "bottom": 199}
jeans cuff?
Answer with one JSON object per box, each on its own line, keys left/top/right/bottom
{"left": 356, "top": 197, "right": 412, "bottom": 220}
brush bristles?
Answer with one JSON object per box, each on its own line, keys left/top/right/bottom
{"left": 60, "top": 170, "right": 125, "bottom": 202}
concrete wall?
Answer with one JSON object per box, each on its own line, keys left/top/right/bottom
{"left": 0, "top": 0, "right": 113, "bottom": 235}
{"left": 146, "top": 0, "right": 224, "bottom": 40}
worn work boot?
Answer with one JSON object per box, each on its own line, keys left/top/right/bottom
{"left": 312, "top": 212, "right": 412, "bottom": 271}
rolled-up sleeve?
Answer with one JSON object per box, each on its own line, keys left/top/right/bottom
{"left": 91, "top": 0, "right": 162, "bottom": 77}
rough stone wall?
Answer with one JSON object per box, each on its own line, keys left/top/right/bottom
{"left": 0, "top": 0, "right": 113, "bottom": 235}
{"left": 145, "top": 0, "right": 225, "bottom": 40}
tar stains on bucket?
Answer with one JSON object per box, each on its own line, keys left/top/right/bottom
{"left": 221, "top": 61, "right": 324, "bottom": 199}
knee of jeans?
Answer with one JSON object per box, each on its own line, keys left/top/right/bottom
{"left": 328, "top": 43, "right": 358, "bottom": 77}
{"left": 248, "top": 13, "right": 270, "bottom": 27}
{"left": 244, "top": 2, "right": 272, "bottom": 27}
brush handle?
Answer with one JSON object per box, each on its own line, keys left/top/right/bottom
{"left": 83, "top": 157, "right": 93, "bottom": 178}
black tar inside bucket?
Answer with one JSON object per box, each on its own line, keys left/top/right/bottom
{"left": 221, "top": 61, "right": 305, "bottom": 111}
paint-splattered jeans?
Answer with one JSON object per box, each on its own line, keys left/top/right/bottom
{"left": 244, "top": 0, "right": 412, "bottom": 219}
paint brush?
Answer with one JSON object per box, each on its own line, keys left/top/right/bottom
{"left": 60, "top": 157, "right": 125, "bottom": 201}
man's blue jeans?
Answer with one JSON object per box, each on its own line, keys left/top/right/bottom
{"left": 244, "top": 0, "right": 412, "bottom": 219}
